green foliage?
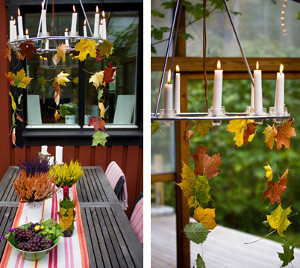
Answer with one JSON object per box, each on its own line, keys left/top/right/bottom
{"left": 184, "top": 222, "right": 209, "bottom": 244}
{"left": 151, "top": 10, "right": 165, "bottom": 18}
{"left": 278, "top": 240, "right": 295, "bottom": 267}
{"left": 92, "top": 130, "right": 109, "bottom": 146}
{"left": 196, "top": 254, "right": 206, "bottom": 268}
{"left": 59, "top": 102, "right": 78, "bottom": 117}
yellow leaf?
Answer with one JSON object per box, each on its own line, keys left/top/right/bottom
{"left": 264, "top": 163, "right": 273, "bottom": 181}
{"left": 267, "top": 204, "right": 292, "bottom": 237}
{"left": 74, "top": 39, "right": 97, "bottom": 61}
{"left": 54, "top": 110, "right": 60, "bottom": 121}
{"left": 98, "top": 102, "right": 105, "bottom": 118}
{"left": 55, "top": 71, "right": 70, "bottom": 86}
{"left": 193, "top": 206, "right": 217, "bottom": 230}
{"left": 226, "top": 119, "right": 255, "bottom": 147}
{"left": 97, "top": 40, "right": 114, "bottom": 58}
{"left": 9, "top": 91, "right": 16, "bottom": 110}
{"left": 263, "top": 124, "right": 277, "bottom": 149}
{"left": 89, "top": 71, "right": 105, "bottom": 89}
{"left": 12, "top": 69, "right": 33, "bottom": 89}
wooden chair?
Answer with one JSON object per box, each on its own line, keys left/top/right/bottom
{"left": 129, "top": 193, "right": 143, "bottom": 245}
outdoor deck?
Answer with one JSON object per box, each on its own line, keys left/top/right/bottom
{"left": 152, "top": 214, "right": 300, "bottom": 268}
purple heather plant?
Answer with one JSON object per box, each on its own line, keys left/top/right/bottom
{"left": 20, "top": 158, "right": 50, "bottom": 176}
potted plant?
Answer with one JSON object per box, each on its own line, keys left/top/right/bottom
{"left": 12, "top": 170, "right": 56, "bottom": 223}
{"left": 19, "top": 158, "right": 50, "bottom": 176}
{"left": 59, "top": 102, "right": 78, "bottom": 124}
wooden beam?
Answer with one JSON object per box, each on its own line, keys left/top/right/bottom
{"left": 151, "top": 173, "right": 176, "bottom": 183}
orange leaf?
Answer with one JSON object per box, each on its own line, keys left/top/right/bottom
{"left": 54, "top": 110, "right": 60, "bottom": 121}
{"left": 19, "top": 40, "right": 37, "bottom": 60}
{"left": 3, "top": 44, "right": 11, "bottom": 62}
{"left": 103, "top": 62, "right": 116, "bottom": 84}
{"left": 12, "top": 128, "right": 16, "bottom": 146}
{"left": 88, "top": 116, "right": 106, "bottom": 131}
{"left": 276, "top": 119, "right": 296, "bottom": 151}
{"left": 16, "top": 113, "right": 23, "bottom": 122}
{"left": 263, "top": 124, "right": 277, "bottom": 149}
{"left": 243, "top": 122, "right": 257, "bottom": 145}
{"left": 5, "top": 72, "right": 15, "bottom": 85}
{"left": 192, "top": 145, "right": 222, "bottom": 179}
{"left": 53, "top": 81, "right": 60, "bottom": 106}
{"left": 261, "top": 169, "right": 288, "bottom": 206}
{"left": 98, "top": 102, "right": 105, "bottom": 118}
{"left": 184, "top": 121, "right": 193, "bottom": 146}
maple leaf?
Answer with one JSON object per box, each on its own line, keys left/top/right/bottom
{"left": 5, "top": 72, "right": 15, "bottom": 85}
{"left": 15, "top": 50, "right": 25, "bottom": 61}
{"left": 184, "top": 122, "right": 193, "bottom": 146}
{"left": 261, "top": 168, "right": 288, "bottom": 206}
{"left": 263, "top": 124, "right": 277, "bottom": 149}
{"left": 9, "top": 91, "right": 16, "bottom": 110}
{"left": 96, "top": 40, "right": 114, "bottom": 58}
{"left": 276, "top": 119, "right": 296, "bottom": 151}
{"left": 227, "top": 119, "right": 256, "bottom": 147}
{"left": 55, "top": 71, "right": 70, "bottom": 86}
{"left": 193, "top": 206, "right": 217, "bottom": 230}
{"left": 98, "top": 103, "right": 105, "bottom": 118}
{"left": 3, "top": 44, "right": 11, "bottom": 62}
{"left": 88, "top": 116, "right": 106, "bottom": 131}
{"left": 151, "top": 121, "right": 161, "bottom": 136}
{"left": 278, "top": 240, "right": 295, "bottom": 267}
{"left": 103, "top": 62, "right": 117, "bottom": 85}
{"left": 12, "top": 69, "right": 32, "bottom": 89}
{"left": 52, "top": 43, "right": 68, "bottom": 65}
{"left": 74, "top": 39, "right": 97, "bottom": 61}
{"left": 19, "top": 40, "right": 37, "bottom": 60}
{"left": 267, "top": 204, "right": 292, "bottom": 237}
{"left": 92, "top": 130, "right": 109, "bottom": 146}
{"left": 89, "top": 71, "right": 105, "bottom": 89}
{"left": 193, "top": 120, "right": 212, "bottom": 137}
{"left": 264, "top": 163, "right": 273, "bottom": 181}
{"left": 12, "top": 128, "right": 16, "bottom": 146}
{"left": 192, "top": 145, "right": 222, "bottom": 179}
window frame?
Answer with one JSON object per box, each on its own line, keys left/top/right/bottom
{"left": 7, "top": 0, "right": 143, "bottom": 147}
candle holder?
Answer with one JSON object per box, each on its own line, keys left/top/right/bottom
{"left": 159, "top": 109, "right": 176, "bottom": 126}
{"left": 250, "top": 108, "right": 267, "bottom": 124}
{"left": 246, "top": 106, "right": 255, "bottom": 115}
{"left": 269, "top": 107, "right": 289, "bottom": 123}
{"left": 207, "top": 106, "right": 226, "bottom": 126}
{"left": 38, "top": 152, "right": 51, "bottom": 163}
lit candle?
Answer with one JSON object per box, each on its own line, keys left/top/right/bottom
{"left": 212, "top": 60, "right": 223, "bottom": 115}
{"left": 9, "top": 16, "right": 14, "bottom": 41}
{"left": 165, "top": 69, "right": 173, "bottom": 115}
{"left": 70, "top": 5, "right": 77, "bottom": 36}
{"left": 99, "top": 19, "right": 103, "bottom": 38}
{"left": 65, "top": 28, "right": 69, "bottom": 47}
{"left": 55, "top": 146, "right": 63, "bottom": 164}
{"left": 25, "top": 29, "right": 29, "bottom": 39}
{"left": 13, "top": 20, "right": 17, "bottom": 42}
{"left": 41, "top": 145, "right": 48, "bottom": 154}
{"left": 275, "top": 64, "right": 285, "bottom": 114}
{"left": 101, "top": 11, "right": 107, "bottom": 40}
{"left": 41, "top": 2, "right": 47, "bottom": 36}
{"left": 254, "top": 61, "right": 263, "bottom": 115}
{"left": 39, "top": 55, "right": 44, "bottom": 66}
{"left": 17, "top": 8, "right": 24, "bottom": 39}
{"left": 94, "top": 6, "right": 100, "bottom": 38}
{"left": 43, "top": 57, "right": 48, "bottom": 66}
{"left": 83, "top": 19, "right": 87, "bottom": 37}
{"left": 174, "top": 65, "right": 180, "bottom": 114}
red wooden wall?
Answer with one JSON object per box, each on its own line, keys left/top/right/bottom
{"left": 0, "top": 3, "right": 143, "bottom": 215}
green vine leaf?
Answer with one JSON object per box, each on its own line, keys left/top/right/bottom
{"left": 151, "top": 10, "right": 165, "bottom": 18}
{"left": 184, "top": 222, "right": 209, "bottom": 244}
{"left": 92, "top": 130, "right": 109, "bottom": 146}
{"left": 18, "top": 94, "right": 22, "bottom": 105}
{"left": 9, "top": 92, "right": 16, "bottom": 110}
{"left": 196, "top": 253, "right": 206, "bottom": 268}
{"left": 278, "top": 240, "right": 294, "bottom": 267}
{"left": 97, "top": 89, "right": 104, "bottom": 101}
{"left": 151, "top": 121, "right": 161, "bottom": 136}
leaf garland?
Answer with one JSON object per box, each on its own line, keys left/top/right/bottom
{"left": 5, "top": 69, "right": 32, "bottom": 89}
{"left": 74, "top": 39, "right": 97, "bottom": 61}
{"left": 267, "top": 204, "right": 292, "bottom": 237}
{"left": 19, "top": 40, "right": 36, "bottom": 60}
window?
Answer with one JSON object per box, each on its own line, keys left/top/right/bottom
{"left": 7, "top": 0, "right": 142, "bottom": 146}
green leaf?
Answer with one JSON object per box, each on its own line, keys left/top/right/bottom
{"left": 18, "top": 94, "right": 22, "bottom": 105}
{"left": 92, "top": 130, "right": 109, "bottom": 146}
{"left": 193, "top": 120, "right": 212, "bottom": 137}
{"left": 151, "top": 46, "right": 157, "bottom": 54}
{"left": 278, "top": 240, "right": 294, "bottom": 267}
{"left": 193, "top": 3, "right": 203, "bottom": 19}
{"left": 196, "top": 253, "right": 206, "bottom": 268}
{"left": 297, "top": 12, "right": 300, "bottom": 20}
{"left": 184, "top": 222, "right": 209, "bottom": 244}
{"left": 179, "top": 33, "right": 194, "bottom": 41}
{"left": 97, "top": 89, "right": 104, "bottom": 101}
{"left": 151, "top": 121, "right": 162, "bottom": 136}
{"left": 161, "top": 1, "right": 176, "bottom": 9}
{"left": 151, "top": 10, "right": 165, "bottom": 18}
{"left": 231, "top": 11, "right": 242, "bottom": 16}
{"left": 183, "top": 1, "right": 194, "bottom": 13}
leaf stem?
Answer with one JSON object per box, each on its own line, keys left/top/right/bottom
{"left": 244, "top": 229, "right": 276, "bottom": 244}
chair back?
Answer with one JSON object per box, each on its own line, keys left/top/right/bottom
{"left": 130, "top": 193, "right": 143, "bottom": 245}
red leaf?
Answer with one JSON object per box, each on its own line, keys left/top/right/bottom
{"left": 276, "top": 119, "right": 296, "bottom": 151}
{"left": 5, "top": 72, "right": 15, "bottom": 85}
{"left": 243, "top": 122, "right": 257, "bottom": 145}
{"left": 103, "top": 62, "right": 117, "bottom": 84}
{"left": 88, "top": 116, "right": 106, "bottom": 131}
{"left": 95, "top": 48, "right": 104, "bottom": 63}
{"left": 19, "top": 40, "right": 37, "bottom": 60}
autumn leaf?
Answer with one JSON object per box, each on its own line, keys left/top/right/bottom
{"left": 89, "top": 71, "right": 105, "bottom": 89}
{"left": 55, "top": 71, "right": 70, "bottom": 86}
{"left": 12, "top": 128, "right": 16, "bottom": 146}
{"left": 92, "top": 130, "right": 109, "bottom": 146}
{"left": 9, "top": 91, "right": 16, "bottom": 110}
{"left": 193, "top": 120, "right": 212, "bottom": 137}
{"left": 15, "top": 50, "right": 25, "bottom": 61}
{"left": 103, "top": 62, "right": 117, "bottom": 84}
{"left": 96, "top": 40, "right": 114, "bottom": 58}
{"left": 7, "top": 69, "right": 32, "bottom": 89}
{"left": 52, "top": 43, "right": 68, "bottom": 65}
{"left": 16, "top": 113, "right": 23, "bottom": 122}
{"left": 263, "top": 124, "right": 277, "bottom": 149}
{"left": 267, "top": 204, "right": 292, "bottom": 237}
{"left": 88, "top": 116, "right": 106, "bottom": 131}
{"left": 261, "top": 168, "right": 288, "bottom": 206}
{"left": 53, "top": 82, "right": 60, "bottom": 106}
{"left": 54, "top": 110, "right": 60, "bottom": 121}
{"left": 98, "top": 102, "right": 105, "bottom": 118}
{"left": 193, "top": 206, "right": 217, "bottom": 230}
{"left": 184, "top": 121, "right": 193, "bottom": 146}
{"left": 5, "top": 72, "right": 15, "bottom": 85}
{"left": 151, "top": 121, "right": 161, "bottom": 136}
{"left": 74, "top": 39, "right": 97, "bottom": 61}
{"left": 19, "top": 40, "right": 37, "bottom": 60}
{"left": 264, "top": 163, "right": 273, "bottom": 181}
{"left": 276, "top": 119, "right": 296, "bottom": 151}
{"left": 278, "top": 240, "right": 295, "bottom": 267}
{"left": 3, "top": 44, "right": 11, "bottom": 62}
{"left": 192, "top": 145, "right": 222, "bottom": 179}
{"left": 227, "top": 119, "right": 256, "bottom": 147}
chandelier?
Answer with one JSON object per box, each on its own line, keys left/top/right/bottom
{"left": 151, "top": 0, "right": 290, "bottom": 126}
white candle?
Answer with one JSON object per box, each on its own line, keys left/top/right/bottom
{"left": 25, "top": 29, "right": 29, "bottom": 39}
{"left": 41, "top": 145, "right": 48, "bottom": 154}
{"left": 99, "top": 19, "right": 103, "bottom": 38}
{"left": 250, "top": 80, "right": 254, "bottom": 110}
{"left": 101, "top": 11, "right": 107, "bottom": 40}
{"left": 174, "top": 65, "right": 180, "bottom": 114}
{"left": 94, "top": 6, "right": 100, "bottom": 38}
{"left": 165, "top": 69, "right": 173, "bottom": 114}
{"left": 39, "top": 55, "right": 44, "bottom": 66}
{"left": 254, "top": 61, "right": 263, "bottom": 115}
{"left": 41, "top": 3, "right": 47, "bottom": 36}
{"left": 43, "top": 57, "right": 48, "bottom": 66}
{"left": 17, "top": 8, "right": 24, "bottom": 39}
{"left": 55, "top": 146, "right": 63, "bottom": 164}
{"left": 13, "top": 20, "right": 17, "bottom": 42}
{"left": 212, "top": 60, "right": 223, "bottom": 115}
{"left": 70, "top": 5, "right": 77, "bottom": 36}
{"left": 275, "top": 64, "right": 285, "bottom": 114}
{"left": 83, "top": 19, "right": 87, "bottom": 37}
{"left": 45, "top": 40, "right": 49, "bottom": 50}
{"left": 49, "top": 156, "right": 54, "bottom": 166}
{"left": 9, "top": 17, "right": 14, "bottom": 41}
{"left": 65, "top": 28, "right": 69, "bottom": 47}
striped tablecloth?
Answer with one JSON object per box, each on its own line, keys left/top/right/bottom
{"left": 0, "top": 184, "right": 89, "bottom": 268}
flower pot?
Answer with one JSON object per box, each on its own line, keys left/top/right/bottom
{"left": 25, "top": 201, "right": 43, "bottom": 223}
{"left": 65, "top": 115, "right": 76, "bottom": 124}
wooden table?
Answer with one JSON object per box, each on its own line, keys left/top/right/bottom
{"left": 0, "top": 166, "right": 143, "bottom": 268}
